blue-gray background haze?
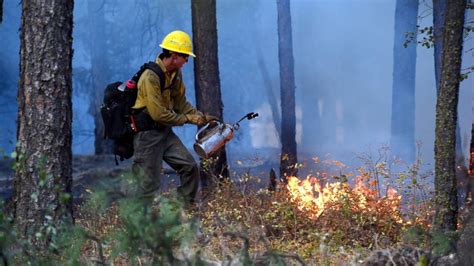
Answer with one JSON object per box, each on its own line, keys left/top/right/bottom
{"left": 0, "top": 0, "right": 473, "bottom": 171}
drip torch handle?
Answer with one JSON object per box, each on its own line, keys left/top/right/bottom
{"left": 195, "top": 123, "right": 211, "bottom": 142}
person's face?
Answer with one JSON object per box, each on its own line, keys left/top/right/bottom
{"left": 172, "top": 53, "right": 189, "bottom": 70}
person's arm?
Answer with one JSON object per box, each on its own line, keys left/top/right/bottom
{"left": 173, "top": 73, "right": 203, "bottom": 117}
{"left": 140, "top": 70, "right": 188, "bottom": 126}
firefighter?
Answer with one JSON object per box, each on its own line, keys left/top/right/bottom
{"left": 132, "top": 30, "right": 215, "bottom": 204}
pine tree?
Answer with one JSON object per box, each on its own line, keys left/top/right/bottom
{"left": 432, "top": 0, "right": 466, "bottom": 256}
{"left": 277, "top": 0, "right": 298, "bottom": 181}
{"left": 191, "top": 0, "right": 229, "bottom": 185}
{"left": 14, "top": 0, "right": 74, "bottom": 248}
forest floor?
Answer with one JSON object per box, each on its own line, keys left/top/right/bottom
{"left": 0, "top": 155, "right": 181, "bottom": 201}
{"left": 0, "top": 154, "right": 277, "bottom": 201}
{"left": 0, "top": 155, "right": 133, "bottom": 200}
{"left": 2, "top": 155, "right": 474, "bottom": 264}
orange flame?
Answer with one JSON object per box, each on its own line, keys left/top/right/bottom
{"left": 286, "top": 176, "right": 404, "bottom": 223}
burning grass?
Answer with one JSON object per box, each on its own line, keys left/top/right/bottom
{"left": 66, "top": 153, "right": 435, "bottom": 264}
{"left": 195, "top": 154, "right": 435, "bottom": 263}
{"left": 197, "top": 180, "right": 405, "bottom": 263}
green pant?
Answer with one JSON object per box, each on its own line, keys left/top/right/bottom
{"left": 132, "top": 127, "right": 199, "bottom": 203}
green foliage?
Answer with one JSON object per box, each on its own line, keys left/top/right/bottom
{"left": 0, "top": 200, "right": 16, "bottom": 265}
{"left": 403, "top": 26, "right": 433, "bottom": 49}
{"left": 2, "top": 151, "right": 81, "bottom": 264}
{"left": 418, "top": 254, "right": 429, "bottom": 266}
{"left": 402, "top": 224, "right": 429, "bottom": 247}
{"left": 2, "top": 149, "right": 437, "bottom": 264}
{"left": 431, "top": 230, "right": 458, "bottom": 257}
{"left": 407, "top": 22, "right": 474, "bottom": 80}
{"left": 197, "top": 150, "right": 436, "bottom": 264}
{"left": 84, "top": 190, "right": 109, "bottom": 214}
{"left": 109, "top": 195, "right": 197, "bottom": 264}
{"left": 10, "top": 143, "right": 25, "bottom": 172}
{"left": 1, "top": 170, "right": 202, "bottom": 264}
{"left": 49, "top": 224, "right": 89, "bottom": 265}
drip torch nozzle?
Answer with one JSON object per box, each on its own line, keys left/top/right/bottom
{"left": 233, "top": 112, "right": 259, "bottom": 130}
{"left": 246, "top": 112, "right": 259, "bottom": 120}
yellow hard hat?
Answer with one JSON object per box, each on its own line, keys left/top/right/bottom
{"left": 159, "top": 30, "right": 196, "bottom": 58}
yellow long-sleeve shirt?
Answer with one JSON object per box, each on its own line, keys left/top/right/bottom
{"left": 132, "top": 58, "right": 201, "bottom": 126}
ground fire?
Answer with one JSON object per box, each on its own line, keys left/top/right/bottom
{"left": 285, "top": 175, "right": 404, "bottom": 224}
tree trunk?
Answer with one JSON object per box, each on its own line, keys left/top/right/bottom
{"left": 191, "top": 0, "right": 229, "bottom": 186}
{"left": 432, "top": 0, "right": 466, "bottom": 256}
{"left": 87, "top": 0, "right": 112, "bottom": 155}
{"left": 457, "top": 203, "right": 474, "bottom": 264}
{"left": 468, "top": 126, "right": 474, "bottom": 207}
{"left": 433, "top": 0, "right": 446, "bottom": 90}
{"left": 390, "top": 0, "right": 418, "bottom": 162}
{"left": 433, "top": 0, "right": 463, "bottom": 160}
{"left": 277, "top": 0, "right": 298, "bottom": 181}
{"left": 14, "top": 0, "right": 74, "bottom": 246}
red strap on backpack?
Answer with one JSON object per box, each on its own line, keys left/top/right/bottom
{"left": 130, "top": 115, "right": 138, "bottom": 133}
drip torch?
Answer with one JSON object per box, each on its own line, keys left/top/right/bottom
{"left": 193, "top": 112, "right": 259, "bottom": 158}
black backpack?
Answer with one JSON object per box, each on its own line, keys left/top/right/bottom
{"left": 100, "top": 61, "right": 170, "bottom": 164}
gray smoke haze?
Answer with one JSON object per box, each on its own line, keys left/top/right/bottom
{"left": 0, "top": 0, "right": 473, "bottom": 171}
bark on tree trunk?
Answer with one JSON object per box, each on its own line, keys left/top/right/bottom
{"left": 432, "top": 0, "right": 466, "bottom": 256}
{"left": 433, "top": 0, "right": 446, "bottom": 90}
{"left": 457, "top": 207, "right": 474, "bottom": 264}
{"left": 433, "top": 0, "right": 464, "bottom": 161}
{"left": 87, "top": 0, "right": 112, "bottom": 155}
{"left": 468, "top": 126, "right": 474, "bottom": 207}
{"left": 390, "top": 0, "right": 418, "bottom": 162}
{"left": 191, "top": 0, "right": 229, "bottom": 186}
{"left": 277, "top": 0, "right": 298, "bottom": 181}
{"left": 14, "top": 0, "right": 74, "bottom": 246}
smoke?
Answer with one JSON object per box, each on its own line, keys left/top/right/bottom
{"left": 0, "top": 0, "right": 20, "bottom": 156}
{"left": 0, "top": 0, "right": 472, "bottom": 171}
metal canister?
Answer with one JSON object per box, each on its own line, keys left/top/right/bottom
{"left": 193, "top": 121, "right": 234, "bottom": 159}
